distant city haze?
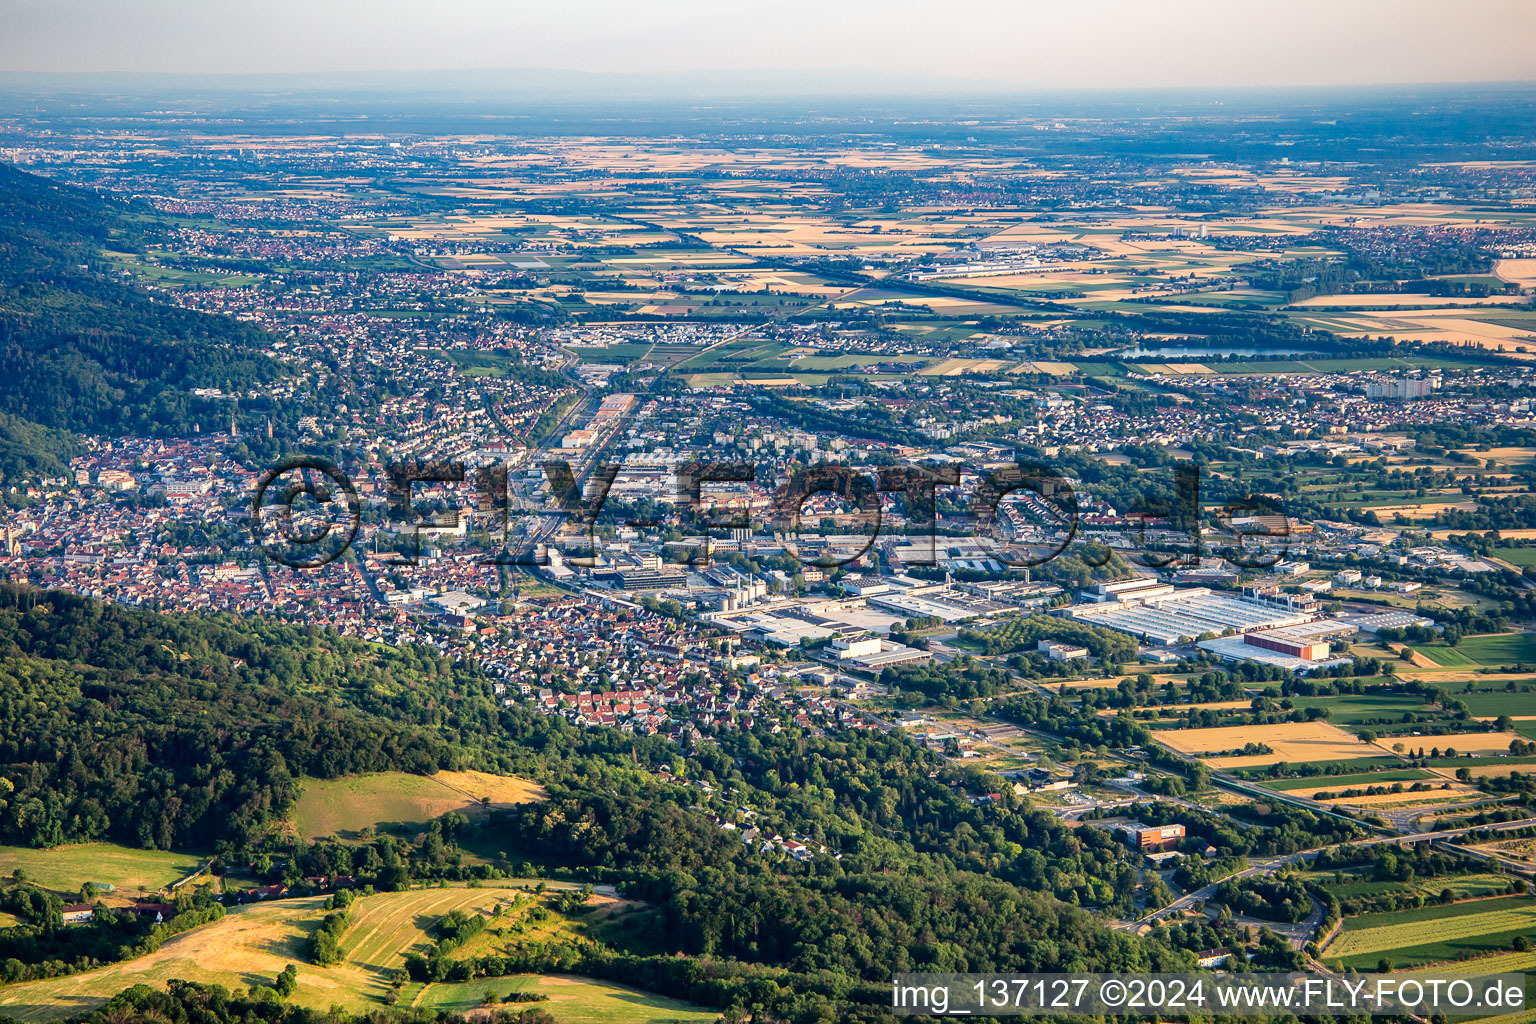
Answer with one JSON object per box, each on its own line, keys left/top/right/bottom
{"left": 3, "top": 0, "right": 1535, "bottom": 91}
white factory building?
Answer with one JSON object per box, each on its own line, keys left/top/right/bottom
{"left": 1068, "top": 579, "right": 1311, "bottom": 646}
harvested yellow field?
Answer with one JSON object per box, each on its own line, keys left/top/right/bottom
{"left": 1157, "top": 721, "right": 1376, "bottom": 768}
{"left": 603, "top": 255, "right": 747, "bottom": 267}
{"left": 1374, "top": 732, "right": 1525, "bottom": 757}
{"left": 1316, "top": 785, "right": 1478, "bottom": 806}
{"left": 1494, "top": 257, "right": 1536, "bottom": 288}
{"left": 1293, "top": 293, "right": 1515, "bottom": 308}
{"left": 1286, "top": 308, "right": 1536, "bottom": 352}
{"left": 919, "top": 358, "right": 980, "bottom": 376}
{"left": 1052, "top": 676, "right": 1137, "bottom": 690}
{"left": 1457, "top": 447, "right": 1536, "bottom": 465}
{"left": 1435, "top": 528, "right": 1536, "bottom": 541}
{"left": 1100, "top": 698, "right": 1253, "bottom": 717}
{"left": 1162, "top": 699, "right": 1260, "bottom": 713}
{"left": 1464, "top": 763, "right": 1536, "bottom": 779}
{"left": 1368, "top": 500, "right": 1480, "bottom": 520}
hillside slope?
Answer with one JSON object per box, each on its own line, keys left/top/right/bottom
{"left": 0, "top": 164, "right": 288, "bottom": 477}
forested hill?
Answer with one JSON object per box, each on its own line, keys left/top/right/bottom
{"left": 0, "top": 163, "right": 287, "bottom": 462}
{"left": 0, "top": 586, "right": 480, "bottom": 851}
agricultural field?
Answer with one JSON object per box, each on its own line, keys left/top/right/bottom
{"left": 1430, "top": 947, "right": 1536, "bottom": 976}
{"left": 1457, "top": 682, "right": 1536, "bottom": 718}
{"left": 1132, "top": 698, "right": 1256, "bottom": 721}
{"left": 1286, "top": 693, "right": 1439, "bottom": 725}
{"left": 1421, "top": 949, "right": 1536, "bottom": 1024}
{"left": 0, "top": 843, "right": 203, "bottom": 894}
{"left": 568, "top": 343, "right": 654, "bottom": 364}
{"left": 1411, "top": 633, "right": 1536, "bottom": 668}
{"left": 1304, "top": 784, "right": 1477, "bottom": 808}
{"left": 289, "top": 770, "right": 546, "bottom": 840}
{"left": 1158, "top": 692, "right": 1438, "bottom": 729}
{"left": 1309, "top": 871, "right": 1518, "bottom": 902}
{"left": 1154, "top": 720, "right": 1378, "bottom": 769}
{"left": 1325, "top": 895, "right": 1536, "bottom": 970}
{"left": 1260, "top": 769, "right": 1437, "bottom": 792}
{"left": 1372, "top": 732, "right": 1526, "bottom": 759}
{"left": 1459, "top": 760, "right": 1536, "bottom": 779}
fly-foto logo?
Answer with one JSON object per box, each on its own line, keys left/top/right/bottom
{"left": 250, "top": 456, "right": 1292, "bottom": 572}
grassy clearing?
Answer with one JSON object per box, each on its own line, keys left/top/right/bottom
{"left": 437, "top": 349, "right": 549, "bottom": 378}
{"left": 291, "top": 771, "right": 545, "bottom": 840}
{"left": 0, "top": 843, "right": 203, "bottom": 894}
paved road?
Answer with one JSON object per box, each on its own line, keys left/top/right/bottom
{"left": 1126, "top": 863, "right": 1266, "bottom": 929}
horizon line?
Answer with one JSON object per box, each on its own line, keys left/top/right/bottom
{"left": 3, "top": 67, "right": 1536, "bottom": 96}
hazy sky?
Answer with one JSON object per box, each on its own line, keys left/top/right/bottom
{"left": 4, "top": 0, "right": 1535, "bottom": 89}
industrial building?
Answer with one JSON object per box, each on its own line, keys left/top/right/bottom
{"left": 1038, "top": 639, "right": 1089, "bottom": 662}
{"left": 1196, "top": 620, "right": 1358, "bottom": 673}
{"left": 1120, "top": 822, "right": 1186, "bottom": 852}
{"left": 616, "top": 567, "right": 689, "bottom": 591}
{"left": 1341, "top": 611, "right": 1437, "bottom": 634}
{"left": 1069, "top": 582, "right": 1310, "bottom": 645}
{"left": 1243, "top": 632, "right": 1329, "bottom": 661}
{"left": 830, "top": 633, "right": 930, "bottom": 671}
